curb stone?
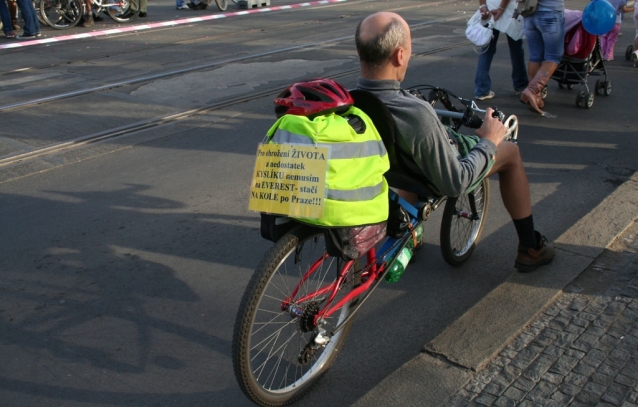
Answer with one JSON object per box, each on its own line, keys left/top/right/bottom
{"left": 352, "top": 173, "right": 638, "bottom": 407}
{"left": 448, "top": 220, "right": 638, "bottom": 406}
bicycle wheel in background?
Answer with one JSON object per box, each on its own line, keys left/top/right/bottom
{"left": 233, "top": 225, "right": 358, "bottom": 406}
{"left": 215, "top": 0, "right": 227, "bottom": 10}
{"left": 440, "top": 178, "right": 490, "bottom": 266}
{"left": 39, "top": 0, "right": 82, "bottom": 29}
{"left": 34, "top": 0, "right": 48, "bottom": 26}
{"left": 105, "top": 0, "right": 138, "bottom": 23}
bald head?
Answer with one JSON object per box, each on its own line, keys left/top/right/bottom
{"left": 355, "top": 12, "right": 411, "bottom": 78}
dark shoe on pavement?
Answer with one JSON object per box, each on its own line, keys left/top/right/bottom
{"left": 16, "top": 33, "right": 41, "bottom": 39}
{"left": 186, "top": 2, "right": 195, "bottom": 8}
{"left": 515, "top": 231, "right": 555, "bottom": 272}
{"left": 82, "top": 14, "right": 94, "bottom": 27}
{"left": 195, "top": 2, "right": 208, "bottom": 9}
{"left": 139, "top": 11, "right": 147, "bottom": 17}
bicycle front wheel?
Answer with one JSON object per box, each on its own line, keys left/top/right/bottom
{"left": 105, "top": 0, "right": 139, "bottom": 23}
{"left": 440, "top": 178, "right": 490, "bottom": 266}
{"left": 215, "top": 0, "right": 227, "bottom": 10}
{"left": 39, "top": 0, "right": 83, "bottom": 29}
{"left": 233, "top": 225, "right": 358, "bottom": 406}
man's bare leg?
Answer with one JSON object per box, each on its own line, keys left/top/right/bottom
{"left": 486, "top": 141, "right": 532, "bottom": 221}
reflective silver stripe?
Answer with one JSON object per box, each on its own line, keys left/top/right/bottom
{"left": 327, "top": 182, "right": 384, "bottom": 201}
{"left": 271, "top": 129, "right": 387, "bottom": 158}
{"left": 271, "top": 129, "right": 311, "bottom": 145}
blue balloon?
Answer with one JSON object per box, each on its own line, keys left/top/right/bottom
{"left": 582, "top": 0, "right": 617, "bottom": 35}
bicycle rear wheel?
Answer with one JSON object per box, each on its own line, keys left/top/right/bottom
{"left": 39, "top": 0, "right": 83, "bottom": 29}
{"left": 440, "top": 178, "right": 490, "bottom": 266}
{"left": 105, "top": 0, "right": 138, "bottom": 23}
{"left": 233, "top": 225, "right": 358, "bottom": 406}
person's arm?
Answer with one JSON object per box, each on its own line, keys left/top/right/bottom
{"left": 391, "top": 100, "right": 497, "bottom": 197}
{"left": 490, "top": 0, "right": 509, "bottom": 21}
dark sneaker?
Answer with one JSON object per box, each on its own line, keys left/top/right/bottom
{"left": 515, "top": 231, "right": 555, "bottom": 272}
{"left": 16, "top": 33, "right": 40, "bottom": 39}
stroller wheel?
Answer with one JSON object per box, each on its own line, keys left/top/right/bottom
{"left": 576, "top": 91, "right": 595, "bottom": 109}
{"left": 595, "top": 80, "right": 612, "bottom": 96}
{"left": 626, "top": 45, "right": 635, "bottom": 61}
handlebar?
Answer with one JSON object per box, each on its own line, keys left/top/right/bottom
{"left": 407, "top": 85, "right": 518, "bottom": 143}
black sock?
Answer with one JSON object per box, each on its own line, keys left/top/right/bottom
{"left": 513, "top": 215, "right": 537, "bottom": 249}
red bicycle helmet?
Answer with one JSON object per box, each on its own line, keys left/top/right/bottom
{"left": 274, "top": 78, "right": 354, "bottom": 118}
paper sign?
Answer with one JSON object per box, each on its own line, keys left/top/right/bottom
{"left": 248, "top": 143, "right": 328, "bottom": 219}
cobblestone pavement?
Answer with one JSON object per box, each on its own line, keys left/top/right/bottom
{"left": 448, "top": 221, "right": 638, "bottom": 407}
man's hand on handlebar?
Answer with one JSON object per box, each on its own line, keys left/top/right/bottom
{"left": 475, "top": 107, "right": 507, "bottom": 147}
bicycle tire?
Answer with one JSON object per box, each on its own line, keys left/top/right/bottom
{"left": 440, "top": 178, "right": 490, "bottom": 266}
{"left": 233, "top": 225, "right": 357, "bottom": 406}
{"left": 215, "top": 0, "right": 227, "bottom": 11}
{"left": 105, "top": 0, "right": 138, "bottom": 23}
{"left": 34, "top": 0, "right": 49, "bottom": 26}
{"left": 39, "top": 0, "right": 82, "bottom": 29}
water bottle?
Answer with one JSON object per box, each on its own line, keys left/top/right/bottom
{"left": 414, "top": 223, "right": 424, "bottom": 249}
{"left": 385, "top": 242, "right": 413, "bottom": 283}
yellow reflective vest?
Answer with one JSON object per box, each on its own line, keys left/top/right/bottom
{"left": 266, "top": 106, "right": 390, "bottom": 227}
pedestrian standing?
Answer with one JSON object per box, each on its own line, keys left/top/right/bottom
{"left": 14, "top": 0, "right": 40, "bottom": 39}
{"left": 7, "top": 0, "right": 18, "bottom": 29}
{"left": 1, "top": 0, "right": 16, "bottom": 38}
{"left": 474, "top": 0, "right": 528, "bottom": 100}
{"left": 520, "top": 0, "right": 565, "bottom": 116}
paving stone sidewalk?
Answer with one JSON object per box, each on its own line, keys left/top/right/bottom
{"left": 448, "top": 221, "right": 638, "bottom": 407}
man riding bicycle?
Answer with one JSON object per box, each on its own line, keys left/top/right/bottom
{"left": 354, "top": 12, "right": 554, "bottom": 272}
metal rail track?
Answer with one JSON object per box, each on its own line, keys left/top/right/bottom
{"left": 0, "top": 38, "right": 469, "bottom": 170}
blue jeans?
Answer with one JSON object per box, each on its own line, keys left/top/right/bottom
{"left": 524, "top": 10, "right": 565, "bottom": 64}
{"left": 15, "top": 0, "right": 40, "bottom": 35}
{"left": 474, "top": 29, "right": 529, "bottom": 98}
{"left": 0, "top": 0, "right": 13, "bottom": 34}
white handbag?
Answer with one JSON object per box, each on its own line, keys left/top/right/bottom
{"left": 465, "top": 10, "right": 494, "bottom": 48}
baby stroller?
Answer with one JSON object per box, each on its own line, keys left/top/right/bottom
{"left": 548, "top": 12, "right": 611, "bottom": 109}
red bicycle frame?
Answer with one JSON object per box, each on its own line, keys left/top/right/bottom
{"left": 281, "top": 249, "right": 384, "bottom": 327}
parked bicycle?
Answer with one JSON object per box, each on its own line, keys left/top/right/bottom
{"left": 232, "top": 85, "right": 519, "bottom": 406}
{"left": 39, "top": 0, "right": 137, "bottom": 29}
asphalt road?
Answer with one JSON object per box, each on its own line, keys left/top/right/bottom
{"left": 1, "top": 0, "right": 637, "bottom": 406}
